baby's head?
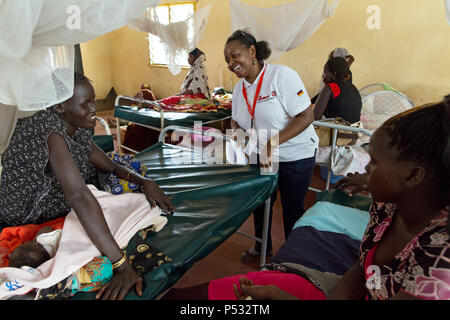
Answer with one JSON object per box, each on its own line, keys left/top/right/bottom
{"left": 365, "top": 95, "right": 450, "bottom": 202}
{"left": 8, "top": 241, "right": 51, "bottom": 269}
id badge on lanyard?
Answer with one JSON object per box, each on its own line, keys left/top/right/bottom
{"left": 242, "top": 65, "right": 267, "bottom": 130}
{"left": 242, "top": 65, "right": 266, "bottom": 157}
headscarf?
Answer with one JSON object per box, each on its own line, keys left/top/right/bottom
{"left": 332, "top": 47, "right": 349, "bottom": 58}
{"left": 180, "top": 53, "right": 211, "bottom": 100}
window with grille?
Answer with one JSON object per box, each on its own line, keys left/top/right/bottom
{"left": 148, "top": 2, "right": 195, "bottom": 67}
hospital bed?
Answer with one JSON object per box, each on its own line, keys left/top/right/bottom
{"left": 113, "top": 95, "right": 232, "bottom": 154}
{"left": 271, "top": 188, "right": 371, "bottom": 277}
{"left": 1, "top": 123, "right": 277, "bottom": 300}
{"left": 359, "top": 83, "right": 414, "bottom": 133}
{"left": 71, "top": 125, "right": 277, "bottom": 300}
{"left": 2, "top": 122, "right": 370, "bottom": 300}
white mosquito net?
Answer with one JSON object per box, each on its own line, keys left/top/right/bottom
{"left": 0, "top": 0, "right": 159, "bottom": 154}
{"left": 446, "top": 0, "right": 450, "bottom": 25}
{"left": 128, "top": 3, "right": 212, "bottom": 75}
{"left": 229, "top": 0, "right": 341, "bottom": 63}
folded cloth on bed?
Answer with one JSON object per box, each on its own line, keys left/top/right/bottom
{"left": 0, "top": 184, "right": 167, "bottom": 300}
{"left": 35, "top": 226, "right": 172, "bottom": 300}
{"left": 97, "top": 152, "right": 149, "bottom": 195}
{"left": 35, "top": 256, "right": 113, "bottom": 299}
{"left": 272, "top": 194, "right": 370, "bottom": 275}
{"left": 271, "top": 226, "right": 361, "bottom": 275}
{"left": 316, "top": 145, "right": 370, "bottom": 176}
{"left": 293, "top": 200, "right": 370, "bottom": 241}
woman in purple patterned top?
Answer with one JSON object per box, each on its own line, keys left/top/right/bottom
{"left": 232, "top": 95, "right": 450, "bottom": 300}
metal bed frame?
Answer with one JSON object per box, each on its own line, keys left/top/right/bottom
{"left": 95, "top": 116, "right": 373, "bottom": 265}
{"left": 310, "top": 120, "right": 373, "bottom": 193}
{"left": 114, "top": 95, "right": 231, "bottom": 154}
{"left": 158, "top": 125, "right": 272, "bottom": 267}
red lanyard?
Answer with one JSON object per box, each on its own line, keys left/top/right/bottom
{"left": 242, "top": 65, "right": 267, "bottom": 121}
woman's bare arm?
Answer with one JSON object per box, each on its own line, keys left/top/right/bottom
{"left": 326, "top": 262, "right": 367, "bottom": 300}
{"left": 88, "top": 143, "right": 174, "bottom": 214}
{"left": 313, "top": 85, "right": 332, "bottom": 120}
{"left": 47, "top": 132, "right": 143, "bottom": 300}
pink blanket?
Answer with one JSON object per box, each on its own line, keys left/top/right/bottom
{"left": 0, "top": 185, "right": 167, "bottom": 299}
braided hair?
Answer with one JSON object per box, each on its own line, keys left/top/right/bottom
{"left": 381, "top": 95, "right": 450, "bottom": 194}
{"left": 226, "top": 30, "right": 271, "bottom": 64}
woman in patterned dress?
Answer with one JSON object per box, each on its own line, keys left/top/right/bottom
{"left": 179, "top": 48, "right": 211, "bottom": 100}
{"left": 232, "top": 95, "right": 450, "bottom": 300}
{"left": 0, "top": 72, "right": 174, "bottom": 300}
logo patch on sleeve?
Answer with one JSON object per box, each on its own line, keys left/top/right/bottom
{"left": 297, "top": 89, "right": 304, "bottom": 96}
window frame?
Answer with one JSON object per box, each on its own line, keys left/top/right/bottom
{"left": 148, "top": 1, "right": 196, "bottom": 69}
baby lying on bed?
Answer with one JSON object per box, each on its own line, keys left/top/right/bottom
{"left": 6, "top": 226, "right": 112, "bottom": 299}
{"left": 9, "top": 226, "right": 60, "bottom": 269}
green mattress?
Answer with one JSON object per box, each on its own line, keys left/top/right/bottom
{"left": 114, "top": 105, "right": 231, "bottom": 128}
{"left": 72, "top": 142, "right": 278, "bottom": 300}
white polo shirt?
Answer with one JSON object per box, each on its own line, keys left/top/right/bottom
{"left": 232, "top": 63, "right": 318, "bottom": 162}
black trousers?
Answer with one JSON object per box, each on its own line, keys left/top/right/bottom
{"left": 253, "top": 155, "right": 316, "bottom": 254}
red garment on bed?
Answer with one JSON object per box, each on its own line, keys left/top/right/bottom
{"left": 208, "top": 270, "right": 326, "bottom": 300}
{"left": 160, "top": 93, "right": 206, "bottom": 106}
{"left": 0, "top": 216, "right": 65, "bottom": 267}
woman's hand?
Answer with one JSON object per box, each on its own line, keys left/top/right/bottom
{"left": 96, "top": 260, "right": 143, "bottom": 300}
{"left": 335, "top": 172, "right": 368, "bottom": 196}
{"left": 260, "top": 141, "right": 273, "bottom": 171}
{"left": 142, "top": 179, "right": 174, "bottom": 214}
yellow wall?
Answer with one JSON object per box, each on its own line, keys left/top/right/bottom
{"left": 81, "top": 0, "right": 450, "bottom": 105}
{"left": 79, "top": 32, "right": 114, "bottom": 99}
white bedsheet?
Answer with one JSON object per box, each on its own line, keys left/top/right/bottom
{"left": 316, "top": 144, "right": 370, "bottom": 176}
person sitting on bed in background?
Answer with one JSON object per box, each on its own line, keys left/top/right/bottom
{"left": 0, "top": 71, "right": 174, "bottom": 300}
{"left": 107, "top": 83, "right": 157, "bottom": 127}
{"left": 179, "top": 48, "right": 211, "bottom": 100}
{"left": 313, "top": 57, "right": 362, "bottom": 124}
{"left": 159, "top": 47, "right": 212, "bottom": 107}
{"left": 120, "top": 83, "right": 162, "bottom": 152}
{"left": 311, "top": 47, "right": 354, "bottom": 104}
{"left": 162, "top": 95, "right": 450, "bottom": 300}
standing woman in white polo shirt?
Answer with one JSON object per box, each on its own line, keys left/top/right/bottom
{"left": 224, "top": 30, "right": 318, "bottom": 262}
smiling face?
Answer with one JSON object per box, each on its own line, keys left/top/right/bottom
{"left": 224, "top": 40, "right": 257, "bottom": 82}
{"left": 58, "top": 79, "right": 97, "bottom": 133}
